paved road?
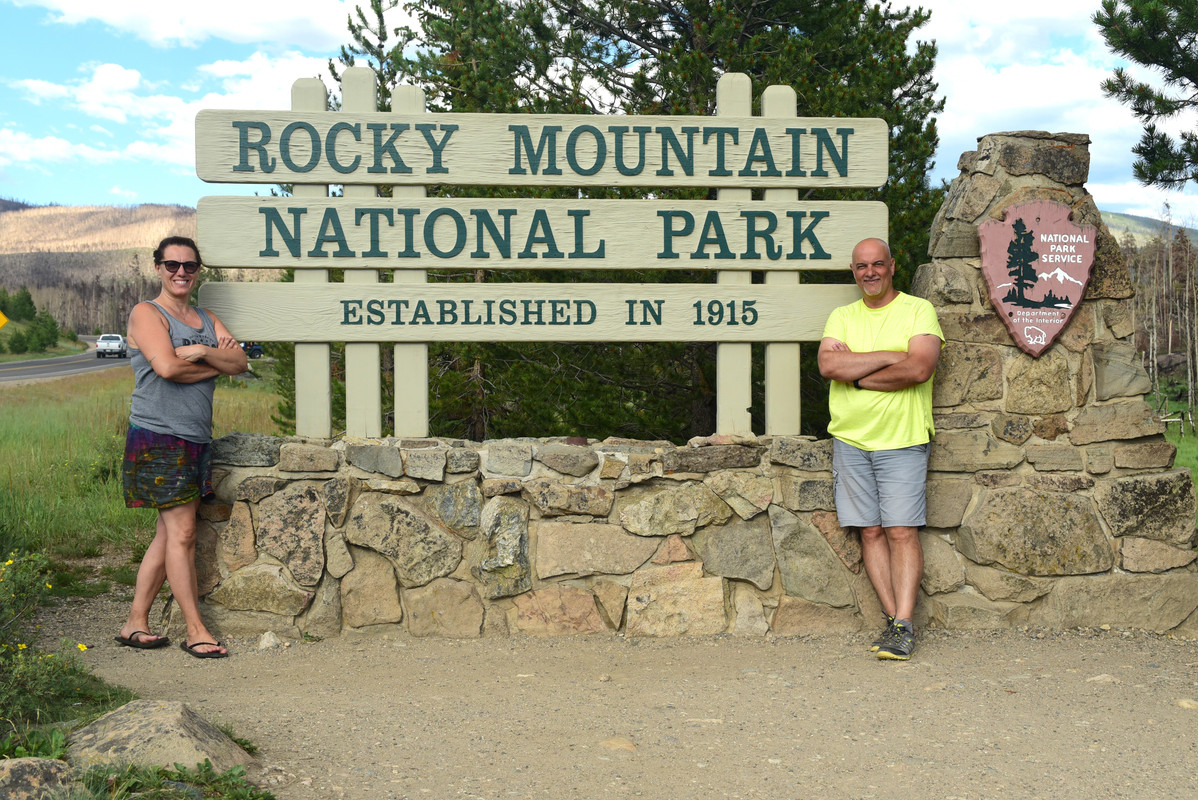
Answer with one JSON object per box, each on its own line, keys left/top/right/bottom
{"left": 0, "top": 338, "right": 132, "bottom": 385}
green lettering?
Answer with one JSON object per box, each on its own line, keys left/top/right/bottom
{"left": 566, "top": 124, "right": 606, "bottom": 176}
{"left": 693, "top": 211, "right": 734, "bottom": 260}
{"left": 355, "top": 208, "right": 393, "bottom": 258}
{"left": 366, "top": 299, "right": 385, "bottom": 324}
{"left": 813, "top": 128, "right": 852, "bottom": 177}
{"left": 785, "top": 128, "right": 808, "bottom": 177}
{"left": 259, "top": 207, "right": 304, "bottom": 257}
{"left": 394, "top": 209, "right": 421, "bottom": 258}
{"left": 367, "top": 123, "right": 413, "bottom": 174}
{"left": 233, "top": 121, "right": 275, "bottom": 173}
{"left": 739, "top": 128, "right": 781, "bottom": 177}
{"left": 498, "top": 299, "right": 517, "bottom": 324}
{"left": 509, "top": 125, "right": 563, "bottom": 175}
{"left": 341, "top": 300, "right": 363, "bottom": 325}
{"left": 411, "top": 300, "right": 433, "bottom": 325}
{"left": 424, "top": 208, "right": 467, "bottom": 258}
{"left": 307, "top": 208, "right": 354, "bottom": 258}
{"left": 279, "top": 122, "right": 320, "bottom": 172}
{"left": 471, "top": 209, "right": 515, "bottom": 258}
{"left": 326, "top": 122, "right": 361, "bottom": 174}
{"left": 702, "top": 127, "right": 738, "bottom": 176}
{"left": 568, "top": 210, "right": 604, "bottom": 259}
{"left": 741, "top": 211, "right": 781, "bottom": 260}
{"left": 416, "top": 123, "right": 457, "bottom": 174}
{"left": 657, "top": 126, "right": 697, "bottom": 176}
{"left": 610, "top": 125, "right": 650, "bottom": 176}
{"left": 657, "top": 210, "right": 694, "bottom": 259}
{"left": 519, "top": 210, "right": 564, "bottom": 259}
{"left": 786, "top": 211, "right": 832, "bottom": 259}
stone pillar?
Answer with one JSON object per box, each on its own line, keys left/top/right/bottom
{"left": 913, "top": 131, "right": 1198, "bottom": 632}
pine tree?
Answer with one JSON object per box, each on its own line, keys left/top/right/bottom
{"left": 1005, "top": 219, "right": 1041, "bottom": 306}
{"left": 302, "top": 0, "right": 944, "bottom": 439}
{"left": 1095, "top": 0, "right": 1198, "bottom": 188}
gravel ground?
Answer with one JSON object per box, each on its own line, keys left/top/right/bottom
{"left": 37, "top": 595, "right": 1198, "bottom": 800}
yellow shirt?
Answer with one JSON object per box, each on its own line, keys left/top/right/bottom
{"left": 822, "top": 293, "right": 943, "bottom": 451}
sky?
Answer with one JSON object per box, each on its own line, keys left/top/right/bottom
{"left": 1, "top": 0, "right": 1197, "bottom": 222}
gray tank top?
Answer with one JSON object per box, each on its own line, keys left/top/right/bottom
{"left": 129, "top": 301, "right": 218, "bottom": 443}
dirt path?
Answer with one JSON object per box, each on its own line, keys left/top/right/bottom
{"left": 40, "top": 596, "right": 1198, "bottom": 800}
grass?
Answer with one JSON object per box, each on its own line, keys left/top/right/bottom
{"left": 0, "top": 366, "right": 281, "bottom": 558}
{"left": 0, "top": 322, "right": 88, "bottom": 363}
{"left": 0, "top": 365, "right": 283, "bottom": 799}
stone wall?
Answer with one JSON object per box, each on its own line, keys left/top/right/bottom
{"left": 188, "top": 131, "right": 1198, "bottom": 641}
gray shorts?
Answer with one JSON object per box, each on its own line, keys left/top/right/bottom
{"left": 832, "top": 439, "right": 929, "bottom": 528}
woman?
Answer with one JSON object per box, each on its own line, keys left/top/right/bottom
{"left": 116, "top": 236, "right": 247, "bottom": 658}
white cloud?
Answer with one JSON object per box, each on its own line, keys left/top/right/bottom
{"left": 198, "top": 51, "right": 339, "bottom": 108}
{"left": 108, "top": 184, "right": 138, "bottom": 200}
{"left": 9, "top": 0, "right": 415, "bottom": 49}
{"left": 0, "top": 126, "right": 123, "bottom": 169}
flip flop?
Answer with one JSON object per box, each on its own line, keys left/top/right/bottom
{"left": 114, "top": 631, "right": 170, "bottom": 649}
{"left": 180, "top": 640, "right": 228, "bottom": 659}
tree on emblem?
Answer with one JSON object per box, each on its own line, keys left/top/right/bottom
{"left": 1004, "top": 218, "right": 1040, "bottom": 307}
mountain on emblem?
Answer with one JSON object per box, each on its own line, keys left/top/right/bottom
{"left": 978, "top": 201, "right": 1097, "bottom": 357}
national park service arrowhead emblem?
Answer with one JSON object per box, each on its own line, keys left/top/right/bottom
{"left": 978, "top": 201, "right": 1097, "bottom": 357}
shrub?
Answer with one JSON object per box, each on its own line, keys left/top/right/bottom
{"left": 0, "top": 550, "right": 49, "bottom": 651}
{"left": 0, "top": 551, "right": 97, "bottom": 725}
{"left": 7, "top": 329, "right": 28, "bottom": 353}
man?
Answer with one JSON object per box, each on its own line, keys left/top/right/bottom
{"left": 818, "top": 238, "right": 943, "bottom": 660}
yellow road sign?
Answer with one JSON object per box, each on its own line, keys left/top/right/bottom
{"left": 0, "top": 309, "right": 8, "bottom": 330}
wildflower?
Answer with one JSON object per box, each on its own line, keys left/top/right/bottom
{"left": 46, "top": 582, "right": 52, "bottom": 589}
{"left": 18, "top": 643, "right": 27, "bottom": 650}
{"left": 77, "top": 643, "right": 88, "bottom": 651}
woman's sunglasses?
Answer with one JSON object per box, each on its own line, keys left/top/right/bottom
{"left": 160, "top": 260, "right": 201, "bottom": 275}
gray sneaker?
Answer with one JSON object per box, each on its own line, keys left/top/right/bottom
{"left": 869, "top": 616, "right": 896, "bottom": 652}
{"left": 876, "top": 622, "right": 914, "bottom": 661}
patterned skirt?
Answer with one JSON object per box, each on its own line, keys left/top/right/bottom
{"left": 122, "top": 424, "right": 213, "bottom": 509}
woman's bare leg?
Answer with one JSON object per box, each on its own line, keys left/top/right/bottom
{"left": 159, "top": 501, "right": 226, "bottom": 655}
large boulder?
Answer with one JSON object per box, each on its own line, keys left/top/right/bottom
{"left": 257, "top": 483, "right": 327, "bottom": 586}
{"left": 0, "top": 758, "right": 73, "bottom": 800}
{"left": 956, "top": 487, "right": 1113, "bottom": 576}
{"left": 345, "top": 492, "right": 462, "bottom": 588}
{"left": 535, "top": 521, "right": 657, "bottom": 578}
{"left": 691, "top": 515, "right": 776, "bottom": 590}
{"left": 619, "top": 483, "right": 732, "bottom": 537}
{"left": 69, "top": 700, "right": 254, "bottom": 772}
{"left": 624, "top": 562, "right": 726, "bottom": 636}
{"left": 769, "top": 505, "right": 855, "bottom": 608}
{"left": 474, "top": 496, "right": 531, "bottom": 599}
{"left": 1093, "top": 469, "right": 1197, "bottom": 546}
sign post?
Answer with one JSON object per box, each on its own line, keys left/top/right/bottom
{"left": 196, "top": 69, "right": 890, "bottom": 438}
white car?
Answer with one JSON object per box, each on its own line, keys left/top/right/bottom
{"left": 96, "top": 333, "right": 127, "bottom": 358}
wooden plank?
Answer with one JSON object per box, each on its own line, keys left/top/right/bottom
{"left": 763, "top": 83, "right": 802, "bottom": 436}
{"left": 196, "top": 110, "right": 888, "bottom": 188}
{"left": 715, "top": 73, "right": 753, "bottom": 434}
{"left": 289, "top": 77, "right": 332, "bottom": 439}
{"left": 391, "top": 84, "right": 430, "bottom": 438}
{"left": 342, "top": 67, "right": 382, "bottom": 438}
{"left": 196, "top": 197, "right": 886, "bottom": 271}
{"left": 196, "top": 282, "right": 860, "bottom": 343}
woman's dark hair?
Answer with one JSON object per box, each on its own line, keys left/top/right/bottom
{"left": 153, "top": 236, "right": 202, "bottom": 266}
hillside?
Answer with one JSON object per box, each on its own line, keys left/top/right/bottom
{"left": 1100, "top": 210, "right": 1198, "bottom": 247}
{"left": 0, "top": 203, "right": 196, "bottom": 254}
{"left": 0, "top": 203, "right": 275, "bottom": 333}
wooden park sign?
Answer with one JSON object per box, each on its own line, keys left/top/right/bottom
{"left": 195, "top": 69, "right": 890, "bottom": 438}
{"left": 978, "top": 201, "right": 1097, "bottom": 357}
{"left": 195, "top": 112, "right": 888, "bottom": 188}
